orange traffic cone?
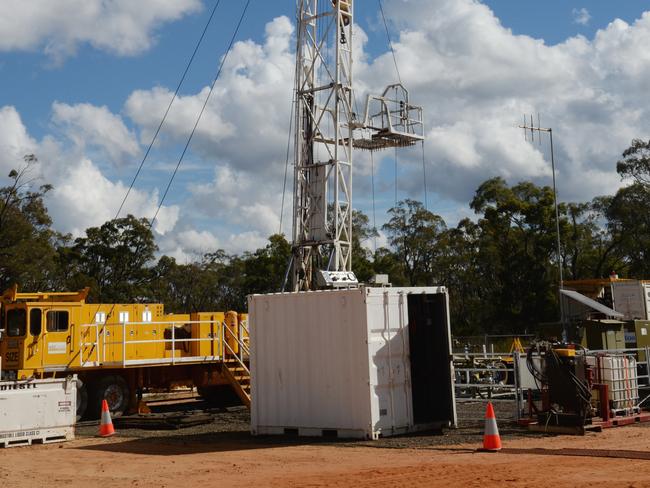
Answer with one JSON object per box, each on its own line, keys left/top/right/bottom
{"left": 481, "top": 401, "right": 501, "bottom": 451}
{"left": 99, "top": 399, "right": 115, "bottom": 437}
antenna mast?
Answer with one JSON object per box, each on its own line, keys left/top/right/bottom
{"left": 519, "top": 115, "right": 566, "bottom": 338}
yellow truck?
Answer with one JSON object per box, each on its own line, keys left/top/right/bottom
{"left": 0, "top": 286, "right": 250, "bottom": 419}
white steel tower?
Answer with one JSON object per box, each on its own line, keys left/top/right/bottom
{"left": 291, "top": 0, "right": 424, "bottom": 291}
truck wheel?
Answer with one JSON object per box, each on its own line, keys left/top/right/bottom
{"left": 88, "top": 375, "right": 130, "bottom": 419}
{"left": 76, "top": 380, "right": 88, "bottom": 421}
{"left": 197, "top": 385, "right": 242, "bottom": 408}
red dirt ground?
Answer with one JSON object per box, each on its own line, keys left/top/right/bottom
{"left": 1, "top": 423, "right": 650, "bottom": 487}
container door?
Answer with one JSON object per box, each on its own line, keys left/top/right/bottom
{"left": 368, "top": 291, "right": 412, "bottom": 433}
{"left": 24, "top": 308, "right": 44, "bottom": 370}
{"left": 407, "top": 293, "right": 456, "bottom": 427}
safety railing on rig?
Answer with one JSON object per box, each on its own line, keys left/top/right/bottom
{"left": 78, "top": 320, "right": 231, "bottom": 368}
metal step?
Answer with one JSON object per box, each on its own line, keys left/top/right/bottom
{"left": 222, "top": 357, "right": 251, "bottom": 408}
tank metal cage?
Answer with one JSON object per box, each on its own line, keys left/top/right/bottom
{"left": 353, "top": 83, "right": 424, "bottom": 151}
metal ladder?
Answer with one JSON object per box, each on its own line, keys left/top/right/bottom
{"left": 222, "top": 321, "right": 251, "bottom": 407}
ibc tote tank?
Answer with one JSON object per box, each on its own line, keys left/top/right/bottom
{"left": 248, "top": 286, "right": 457, "bottom": 440}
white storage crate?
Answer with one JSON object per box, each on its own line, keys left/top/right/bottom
{"left": 587, "top": 354, "right": 638, "bottom": 413}
{"left": 249, "top": 286, "right": 457, "bottom": 440}
{"left": 0, "top": 376, "right": 77, "bottom": 448}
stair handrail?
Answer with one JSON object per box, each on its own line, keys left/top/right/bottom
{"left": 221, "top": 320, "right": 250, "bottom": 376}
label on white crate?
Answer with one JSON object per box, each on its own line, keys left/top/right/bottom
{"left": 47, "top": 342, "right": 67, "bottom": 355}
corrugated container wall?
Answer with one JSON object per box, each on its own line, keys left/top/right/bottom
{"left": 249, "top": 286, "right": 457, "bottom": 440}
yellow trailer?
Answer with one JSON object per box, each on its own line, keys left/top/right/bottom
{"left": 0, "top": 286, "right": 250, "bottom": 419}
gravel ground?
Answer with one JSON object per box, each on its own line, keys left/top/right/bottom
{"left": 75, "top": 397, "right": 543, "bottom": 449}
{"left": 9, "top": 398, "right": 650, "bottom": 488}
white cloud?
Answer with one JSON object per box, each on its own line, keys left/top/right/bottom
{"left": 6, "top": 5, "right": 650, "bottom": 258}
{"left": 0, "top": 105, "right": 179, "bottom": 238}
{"left": 190, "top": 166, "right": 283, "bottom": 237}
{"left": 0, "top": 0, "right": 201, "bottom": 62}
{"left": 126, "top": 16, "right": 295, "bottom": 241}
{"left": 122, "top": 6, "right": 650, "bottom": 244}
{"left": 573, "top": 8, "right": 592, "bottom": 26}
{"left": 158, "top": 227, "right": 269, "bottom": 263}
{"left": 125, "top": 16, "right": 294, "bottom": 173}
{"left": 51, "top": 102, "right": 140, "bottom": 165}
{"left": 356, "top": 0, "right": 650, "bottom": 206}
{"left": 0, "top": 106, "right": 39, "bottom": 174}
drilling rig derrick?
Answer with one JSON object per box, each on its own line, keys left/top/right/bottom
{"left": 291, "top": 0, "right": 424, "bottom": 291}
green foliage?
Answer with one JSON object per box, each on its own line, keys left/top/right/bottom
{"left": 382, "top": 199, "right": 446, "bottom": 286}
{"left": 241, "top": 234, "right": 291, "bottom": 296}
{"left": 616, "top": 139, "right": 650, "bottom": 185}
{"left": 351, "top": 210, "right": 378, "bottom": 283}
{"left": 64, "top": 215, "right": 158, "bottom": 303}
{"left": 603, "top": 183, "right": 650, "bottom": 278}
{"left": 5, "top": 140, "right": 650, "bottom": 337}
{"left": 0, "top": 156, "right": 61, "bottom": 291}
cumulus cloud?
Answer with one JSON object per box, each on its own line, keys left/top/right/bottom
{"left": 361, "top": 0, "right": 650, "bottom": 205}
{"left": 51, "top": 102, "right": 140, "bottom": 165}
{"left": 0, "top": 106, "right": 38, "bottom": 174}
{"left": 6, "top": 5, "right": 650, "bottom": 258}
{"left": 573, "top": 8, "right": 592, "bottom": 26}
{"left": 0, "top": 0, "right": 201, "bottom": 62}
{"left": 0, "top": 105, "right": 178, "bottom": 237}
{"left": 125, "top": 16, "right": 295, "bottom": 241}
{"left": 158, "top": 226, "right": 269, "bottom": 263}
{"left": 125, "top": 16, "right": 294, "bottom": 173}
{"left": 121, "top": 5, "right": 650, "bottom": 248}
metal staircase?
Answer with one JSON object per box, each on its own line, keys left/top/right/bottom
{"left": 222, "top": 321, "right": 251, "bottom": 407}
{"left": 222, "top": 358, "right": 251, "bottom": 407}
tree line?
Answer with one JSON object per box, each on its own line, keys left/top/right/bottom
{"left": 3, "top": 140, "right": 650, "bottom": 335}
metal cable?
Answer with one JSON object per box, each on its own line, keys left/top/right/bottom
{"left": 421, "top": 140, "right": 429, "bottom": 210}
{"left": 370, "top": 150, "right": 377, "bottom": 252}
{"left": 150, "top": 0, "right": 252, "bottom": 228}
{"left": 394, "top": 146, "right": 398, "bottom": 207}
{"left": 377, "top": 0, "right": 402, "bottom": 85}
{"left": 279, "top": 97, "right": 296, "bottom": 235}
{"left": 114, "top": 0, "right": 222, "bottom": 221}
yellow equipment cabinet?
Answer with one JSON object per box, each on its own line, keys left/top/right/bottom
{"left": 0, "top": 286, "right": 250, "bottom": 419}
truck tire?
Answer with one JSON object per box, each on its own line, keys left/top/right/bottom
{"left": 87, "top": 375, "right": 130, "bottom": 419}
{"left": 197, "top": 385, "right": 242, "bottom": 408}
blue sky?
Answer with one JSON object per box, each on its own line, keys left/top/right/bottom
{"left": 10, "top": 1, "right": 648, "bottom": 140}
{"left": 1, "top": 0, "right": 650, "bottom": 258}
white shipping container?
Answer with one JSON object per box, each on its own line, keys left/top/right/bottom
{"left": 0, "top": 376, "right": 77, "bottom": 448}
{"left": 249, "top": 286, "right": 457, "bottom": 440}
{"left": 612, "top": 281, "right": 650, "bottom": 320}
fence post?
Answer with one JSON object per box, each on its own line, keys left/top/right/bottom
{"left": 513, "top": 351, "right": 521, "bottom": 421}
{"left": 171, "top": 323, "right": 176, "bottom": 365}
{"left": 122, "top": 321, "right": 126, "bottom": 367}
{"left": 645, "top": 346, "right": 650, "bottom": 386}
